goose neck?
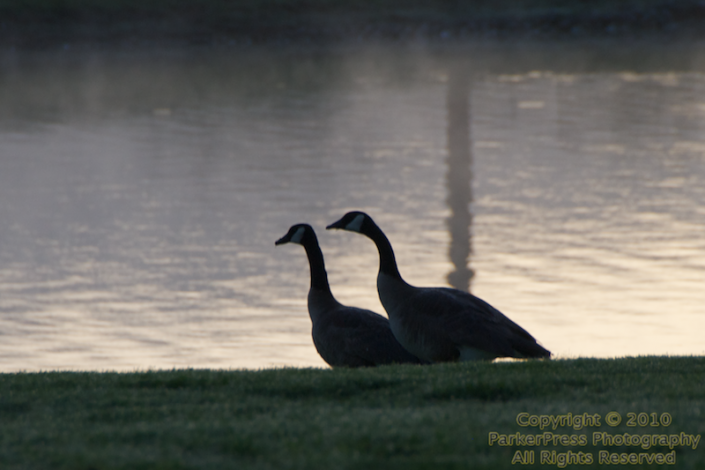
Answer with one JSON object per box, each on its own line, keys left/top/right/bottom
{"left": 366, "top": 222, "right": 403, "bottom": 280}
{"left": 302, "top": 239, "right": 333, "bottom": 294}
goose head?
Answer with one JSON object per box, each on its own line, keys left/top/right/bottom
{"left": 326, "top": 211, "right": 372, "bottom": 234}
{"left": 275, "top": 223, "right": 314, "bottom": 246}
{"left": 327, "top": 211, "right": 403, "bottom": 280}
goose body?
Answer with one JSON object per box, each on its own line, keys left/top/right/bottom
{"left": 275, "top": 223, "right": 424, "bottom": 368}
{"left": 327, "top": 212, "right": 551, "bottom": 363}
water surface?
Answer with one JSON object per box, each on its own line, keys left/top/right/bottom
{"left": 1, "top": 42, "right": 704, "bottom": 370}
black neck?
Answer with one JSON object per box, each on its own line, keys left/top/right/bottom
{"left": 301, "top": 236, "right": 333, "bottom": 294}
{"left": 365, "top": 221, "right": 404, "bottom": 280}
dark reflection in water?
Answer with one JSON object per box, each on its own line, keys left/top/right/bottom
{"left": 1, "top": 42, "right": 705, "bottom": 370}
{"left": 445, "top": 62, "right": 474, "bottom": 292}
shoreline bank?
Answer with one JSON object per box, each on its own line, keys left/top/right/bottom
{"left": 2, "top": 0, "right": 705, "bottom": 49}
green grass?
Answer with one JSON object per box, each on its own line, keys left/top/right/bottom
{"left": 1, "top": 357, "right": 703, "bottom": 469}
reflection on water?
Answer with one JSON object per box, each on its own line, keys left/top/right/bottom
{"left": 445, "top": 61, "right": 475, "bottom": 292}
{"left": 1, "top": 43, "right": 704, "bottom": 371}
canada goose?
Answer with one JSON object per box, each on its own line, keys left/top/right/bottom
{"left": 326, "top": 212, "right": 551, "bottom": 363}
{"left": 275, "top": 223, "right": 424, "bottom": 368}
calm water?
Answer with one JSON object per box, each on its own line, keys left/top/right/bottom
{"left": 1, "top": 42, "right": 704, "bottom": 371}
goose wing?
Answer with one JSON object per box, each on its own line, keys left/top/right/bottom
{"left": 408, "top": 288, "right": 550, "bottom": 359}
{"left": 313, "top": 306, "right": 423, "bottom": 367}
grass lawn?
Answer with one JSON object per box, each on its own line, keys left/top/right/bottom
{"left": 1, "top": 356, "right": 703, "bottom": 469}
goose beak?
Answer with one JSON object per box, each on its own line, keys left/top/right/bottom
{"left": 274, "top": 235, "right": 289, "bottom": 246}
{"left": 326, "top": 218, "right": 345, "bottom": 230}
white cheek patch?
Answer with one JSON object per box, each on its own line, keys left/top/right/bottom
{"left": 290, "top": 227, "right": 306, "bottom": 243}
{"left": 346, "top": 214, "right": 365, "bottom": 232}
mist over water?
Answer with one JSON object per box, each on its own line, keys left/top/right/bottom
{"left": 1, "top": 42, "right": 704, "bottom": 371}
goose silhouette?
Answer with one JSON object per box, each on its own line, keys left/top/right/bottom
{"left": 275, "top": 223, "right": 424, "bottom": 367}
{"left": 327, "top": 212, "right": 551, "bottom": 363}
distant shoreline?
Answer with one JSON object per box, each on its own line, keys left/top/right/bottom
{"left": 2, "top": 0, "right": 705, "bottom": 49}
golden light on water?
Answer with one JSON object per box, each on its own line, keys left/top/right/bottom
{"left": 1, "top": 44, "right": 704, "bottom": 371}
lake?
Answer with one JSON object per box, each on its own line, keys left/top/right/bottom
{"left": 1, "top": 40, "right": 704, "bottom": 371}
